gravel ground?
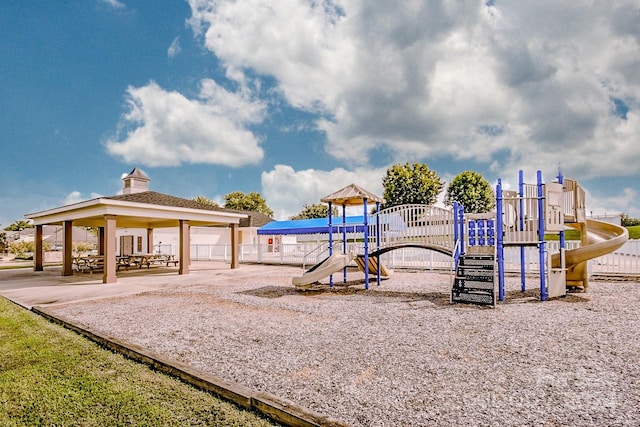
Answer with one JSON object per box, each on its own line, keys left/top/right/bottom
{"left": 46, "top": 267, "right": 640, "bottom": 426}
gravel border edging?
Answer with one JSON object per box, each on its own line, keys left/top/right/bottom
{"left": 31, "top": 305, "right": 348, "bottom": 427}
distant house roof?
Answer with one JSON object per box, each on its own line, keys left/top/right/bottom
{"left": 15, "top": 225, "right": 98, "bottom": 244}
{"left": 236, "top": 210, "right": 274, "bottom": 228}
{"left": 258, "top": 215, "right": 368, "bottom": 235}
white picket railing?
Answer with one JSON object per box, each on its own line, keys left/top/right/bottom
{"left": 174, "top": 239, "right": 640, "bottom": 276}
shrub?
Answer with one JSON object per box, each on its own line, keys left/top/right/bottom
{"left": 8, "top": 240, "right": 51, "bottom": 257}
{"left": 73, "top": 241, "right": 95, "bottom": 253}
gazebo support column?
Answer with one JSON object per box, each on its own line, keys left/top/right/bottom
{"left": 103, "top": 215, "right": 117, "bottom": 284}
{"left": 98, "top": 227, "right": 105, "bottom": 255}
{"left": 231, "top": 223, "right": 239, "bottom": 269}
{"left": 62, "top": 220, "right": 74, "bottom": 276}
{"left": 179, "top": 220, "right": 190, "bottom": 275}
{"left": 147, "top": 228, "right": 154, "bottom": 253}
{"left": 34, "top": 225, "right": 44, "bottom": 271}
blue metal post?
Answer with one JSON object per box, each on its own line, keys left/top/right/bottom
{"left": 519, "top": 170, "right": 526, "bottom": 292}
{"left": 537, "top": 171, "right": 547, "bottom": 301}
{"left": 363, "top": 198, "right": 369, "bottom": 289}
{"left": 328, "top": 202, "right": 333, "bottom": 287}
{"left": 557, "top": 168, "right": 565, "bottom": 251}
{"left": 376, "top": 202, "right": 381, "bottom": 286}
{"left": 557, "top": 168, "right": 565, "bottom": 295}
{"left": 458, "top": 205, "right": 465, "bottom": 256}
{"left": 453, "top": 202, "right": 459, "bottom": 266}
{"left": 343, "top": 204, "right": 347, "bottom": 284}
{"left": 496, "top": 179, "right": 505, "bottom": 301}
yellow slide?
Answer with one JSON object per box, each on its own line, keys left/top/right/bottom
{"left": 552, "top": 219, "right": 629, "bottom": 289}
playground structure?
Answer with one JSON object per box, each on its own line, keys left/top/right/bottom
{"left": 292, "top": 171, "right": 628, "bottom": 306}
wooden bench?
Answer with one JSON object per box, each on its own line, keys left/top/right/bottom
{"left": 75, "top": 255, "right": 104, "bottom": 274}
{"left": 117, "top": 256, "right": 132, "bottom": 271}
{"left": 131, "top": 254, "right": 178, "bottom": 269}
{"left": 162, "top": 255, "right": 179, "bottom": 267}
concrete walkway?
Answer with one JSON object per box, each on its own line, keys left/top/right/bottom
{"left": 0, "top": 261, "right": 296, "bottom": 309}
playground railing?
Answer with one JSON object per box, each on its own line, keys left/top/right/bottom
{"left": 174, "top": 240, "right": 640, "bottom": 276}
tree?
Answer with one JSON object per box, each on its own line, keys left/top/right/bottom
{"left": 223, "top": 191, "right": 274, "bottom": 217}
{"left": 620, "top": 213, "right": 640, "bottom": 227}
{"left": 444, "top": 171, "right": 495, "bottom": 213}
{"left": 4, "top": 220, "right": 34, "bottom": 232}
{"left": 83, "top": 226, "right": 99, "bottom": 237}
{"left": 191, "top": 195, "right": 220, "bottom": 207}
{"left": 290, "top": 203, "right": 338, "bottom": 220}
{"left": 381, "top": 163, "right": 444, "bottom": 209}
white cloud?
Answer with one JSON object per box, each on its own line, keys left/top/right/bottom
{"left": 100, "top": 0, "right": 125, "bottom": 9}
{"left": 261, "top": 164, "right": 387, "bottom": 220}
{"left": 63, "top": 191, "right": 102, "bottom": 206}
{"left": 167, "top": 37, "right": 181, "bottom": 59}
{"left": 105, "top": 80, "right": 266, "bottom": 167}
{"left": 586, "top": 187, "right": 640, "bottom": 218}
{"left": 188, "top": 0, "right": 640, "bottom": 176}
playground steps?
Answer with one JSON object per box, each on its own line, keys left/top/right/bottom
{"left": 355, "top": 255, "right": 391, "bottom": 277}
{"left": 451, "top": 254, "right": 496, "bottom": 306}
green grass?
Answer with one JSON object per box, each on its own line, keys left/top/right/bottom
{"left": 0, "top": 298, "right": 276, "bottom": 426}
{"left": 626, "top": 225, "right": 640, "bottom": 240}
{"left": 544, "top": 229, "right": 581, "bottom": 241}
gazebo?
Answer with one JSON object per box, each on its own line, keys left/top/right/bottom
{"left": 320, "top": 183, "right": 385, "bottom": 288}
{"left": 25, "top": 168, "right": 247, "bottom": 284}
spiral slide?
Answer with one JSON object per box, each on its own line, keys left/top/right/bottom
{"left": 552, "top": 219, "right": 629, "bottom": 288}
{"left": 292, "top": 252, "right": 355, "bottom": 287}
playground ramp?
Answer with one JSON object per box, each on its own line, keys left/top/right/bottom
{"left": 552, "top": 219, "right": 628, "bottom": 282}
{"left": 292, "top": 252, "right": 355, "bottom": 287}
{"left": 355, "top": 255, "right": 392, "bottom": 277}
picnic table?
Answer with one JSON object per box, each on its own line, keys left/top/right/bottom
{"left": 73, "top": 255, "right": 104, "bottom": 274}
{"left": 74, "top": 254, "right": 179, "bottom": 273}
{"left": 129, "top": 253, "right": 179, "bottom": 269}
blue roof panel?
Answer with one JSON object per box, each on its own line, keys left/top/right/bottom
{"left": 258, "top": 215, "right": 369, "bottom": 235}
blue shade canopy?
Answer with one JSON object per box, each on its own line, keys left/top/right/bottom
{"left": 257, "top": 216, "right": 369, "bottom": 235}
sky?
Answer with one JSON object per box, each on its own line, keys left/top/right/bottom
{"left": 1, "top": 0, "right": 639, "bottom": 227}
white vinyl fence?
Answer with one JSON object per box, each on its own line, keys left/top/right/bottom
{"left": 158, "top": 239, "right": 640, "bottom": 276}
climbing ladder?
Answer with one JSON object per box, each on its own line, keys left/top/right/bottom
{"left": 451, "top": 252, "right": 496, "bottom": 306}
{"left": 451, "top": 211, "right": 497, "bottom": 307}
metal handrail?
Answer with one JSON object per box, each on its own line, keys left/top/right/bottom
{"left": 302, "top": 243, "right": 328, "bottom": 270}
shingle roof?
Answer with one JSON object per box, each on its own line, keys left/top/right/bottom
{"left": 104, "top": 191, "right": 274, "bottom": 227}
{"left": 105, "top": 191, "right": 227, "bottom": 212}
{"left": 320, "top": 183, "right": 385, "bottom": 205}
{"left": 236, "top": 210, "right": 273, "bottom": 228}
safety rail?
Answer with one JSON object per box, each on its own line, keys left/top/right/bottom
{"left": 171, "top": 240, "right": 640, "bottom": 276}
{"left": 368, "top": 204, "right": 456, "bottom": 252}
{"left": 301, "top": 242, "right": 334, "bottom": 270}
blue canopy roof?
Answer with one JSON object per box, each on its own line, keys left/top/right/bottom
{"left": 258, "top": 215, "right": 369, "bottom": 235}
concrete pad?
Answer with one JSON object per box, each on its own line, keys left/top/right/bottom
{"left": 0, "top": 261, "right": 298, "bottom": 309}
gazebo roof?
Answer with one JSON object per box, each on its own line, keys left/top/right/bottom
{"left": 320, "top": 183, "right": 384, "bottom": 206}
{"left": 26, "top": 190, "right": 248, "bottom": 229}
{"left": 105, "top": 191, "right": 227, "bottom": 211}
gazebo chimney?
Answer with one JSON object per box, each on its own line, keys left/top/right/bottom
{"left": 122, "top": 167, "right": 150, "bottom": 194}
